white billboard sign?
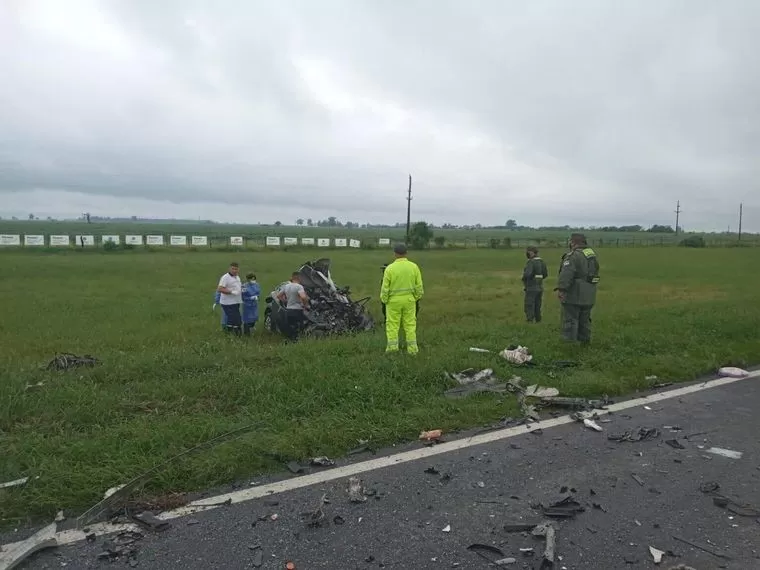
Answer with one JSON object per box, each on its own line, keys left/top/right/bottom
{"left": 301, "top": 237, "right": 315, "bottom": 245}
{"left": 191, "top": 236, "right": 208, "bottom": 246}
{"left": 265, "top": 236, "right": 281, "bottom": 246}
{"left": 146, "top": 235, "right": 164, "bottom": 246}
{"left": 230, "top": 236, "right": 244, "bottom": 246}
{"left": 24, "top": 235, "right": 45, "bottom": 246}
{"left": 125, "top": 235, "right": 143, "bottom": 245}
{"left": 0, "top": 235, "right": 21, "bottom": 246}
{"left": 349, "top": 239, "right": 361, "bottom": 248}
{"left": 317, "top": 238, "right": 330, "bottom": 247}
{"left": 378, "top": 238, "right": 391, "bottom": 246}
{"left": 101, "top": 235, "right": 120, "bottom": 245}
{"left": 170, "top": 235, "right": 187, "bottom": 246}
{"left": 74, "top": 235, "right": 95, "bottom": 246}
{"left": 335, "top": 238, "right": 347, "bottom": 247}
{"left": 49, "top": 235, "right": 70, "bottom": 246}
{"left": 283, "top": 237, "right": 298, "bottom": 246}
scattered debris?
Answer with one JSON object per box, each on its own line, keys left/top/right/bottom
{"left": 666, "top": 566, "right": 696, "bottom": 570}
{"left": 705, "top": 447, "right": 742, "bottom": 460}
{"left": 442, "top": 525, "right": 451, "bottom": 532}
{"left": 443, "top": 369, "right": 510, "bottom": 399}
{"left": 699, "top": 481, "right": 720, "bottom": 493}
{"left": 333, "top": 515, "right": 345, "bottom": 525}
{"left": 542, "top": 496, "right": 586, "bottom": 518}
{"left": 712, "top": 495, "right": 760, "bottom": 517}
{"left": 653, "top": 382, "right": 674, "bottom": 389}
{"left": 500, "top": 345, "right": 533, "bottom": 365}
{"left": 469, "top": 347, "right": 491, "bottom": 353}
{"left": 0, "top": 477, "right": 29, "bottom": 490}
{"left": 54, "top": 510, "right": 65, "bottom": 522}
{"left": 494, "top": 557, "right": 517, "bottom": 565}
{"left": 539, "top": 396, "right": 612, "bottom": 410}
{"left": 131, "top": 511, "right": 170, "bottom": 532}
{"left": 310, "top": 457, "right": 335, "bottom": 467}
{"left": 45, "top": 353, "right": 100, "bottom": 371}
{"left": 304, "top": 494, "right": 328, "bottom": 527}
{"left": 419, "top": 429, "right": 443, "bottom": 442}
{"left": 524, "top": 385, "right": 560, "bottom": 398}
{"left": 673, "top": 535, "right": 730, "bottom": 559}
{"left": 467, "top": 544, "right": 507, "bottom": 565}
{"left": 24, "top": 382, "right": 45, "bottom": 391}
{"left": 631, "top": 474, "right": 645, "bottom": 487}
{"left": 649, "top": 546, "right": 665, "bottom": 564}
{"left": 718, "top": 366, "right": 749, "bottom": 378}
{"left": 665, "top": 439, "right": 685, "bottom": 450}
{"left": 531, "top": 521, "right": 557, "bottom": 567}
{"left": 287, "top": 461, "right": 305, "bottom": 474}
{"left": 608, "top": 427, "right": 661, "bottom": 443}
{"left": 77, "top": 423, "right": 261, "bottom": 528}
{"left": 0, "top": 522, "right": 58, "bottom": 570}
{"left": 583, "top": 418, "right": 603, "bottom": 432}
{"left": 347, "top": 477, "right": 367, "bottom": 503}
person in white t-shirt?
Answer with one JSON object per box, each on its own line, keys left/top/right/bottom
{"left": 216, "top": 262, "right": 243, "bottom": 335}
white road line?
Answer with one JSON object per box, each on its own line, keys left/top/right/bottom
{"left": 3, "top": 370, "right": 758, "bottom": 553}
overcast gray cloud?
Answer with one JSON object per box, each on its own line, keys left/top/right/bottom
{"left": 1, "top": 0, "right": 758, "bottom": 230}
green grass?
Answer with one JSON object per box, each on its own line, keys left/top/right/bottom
{"left": 1, "top": 247, "right": 760, "bottom": 528}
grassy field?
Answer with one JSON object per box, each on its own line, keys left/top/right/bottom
{"left": 1, "top": 247, "right": 760, "bottom": 529}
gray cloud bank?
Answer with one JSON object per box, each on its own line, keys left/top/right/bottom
{"left": 1, "top": 0, "right": 758, "bottom": 231}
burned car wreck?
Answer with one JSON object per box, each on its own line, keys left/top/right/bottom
{"left": 264, "top": 258, "right": 375, "bottom": 338}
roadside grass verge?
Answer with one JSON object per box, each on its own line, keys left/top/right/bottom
{"left": 1, "top": 247, "right": 759, "bottom": 528}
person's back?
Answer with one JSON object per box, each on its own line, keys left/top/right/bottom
{"left": 559, "top": 247, "right": 599, "bottom": 306}
{"left": 282, "top": 281, "right": 306, "bottom": 309}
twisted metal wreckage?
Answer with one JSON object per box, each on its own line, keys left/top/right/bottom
{"left": 264, "top": 258, "right": 376, "bottom": 338}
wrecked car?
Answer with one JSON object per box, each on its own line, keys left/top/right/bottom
{"left": 264, "top": 258, "right": 375, "bottom": 338}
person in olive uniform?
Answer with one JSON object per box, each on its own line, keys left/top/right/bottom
{"left": 521, "top": 246, "right": 548, "bottom": 322}
{"left": 555, "top": 233, "right": 600, "bottom": 343}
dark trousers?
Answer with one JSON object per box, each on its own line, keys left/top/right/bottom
{"left": 243, "top": 320, "right": 256, "bottom": 335}
{"left": 222, "top": 304, "right": 242, "bottom": 335}
{"left": 561, "top": 303, "right": 593, "bottom": 343}
{"left": 284, "top": 309, "right": 304, "bottom": 341}
{"left": 524, "top": 290, "right": 543, "bottom": 322}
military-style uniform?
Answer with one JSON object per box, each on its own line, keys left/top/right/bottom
{"left": 556, "top": 246, "right": 600, "bottom": 343}
{"left": 522, "top": 255, "right": 548, "bottom": 322}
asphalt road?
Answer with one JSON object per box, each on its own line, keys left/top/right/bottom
{"left": 9, "top": 375, "right": 760, "bottom": 570}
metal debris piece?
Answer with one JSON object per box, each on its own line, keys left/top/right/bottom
{"left": 500, "top": 345, "right": 533, "bottom": 365}
{"left": 524, "top": 385, "right": 560, "bottom": 398}
{"left": 631, "top": 474, "right": 645, "bottom": 486}
{"left": 444, "top": 368, "right": 510, "bottom": 399}
{"left": 287, "top": 461, "right": 305, "bottom": 474}
{"left": 310, "top": 457, "right": 335, "bottom": 467}
{"left": 45, "top": 353, "right": 100, "bottom": 371}
{"left": 504, "top": 523, "right": 540, "bottom": 532}
{"left": 347, "top": 477, "right": 366, "bottom": 503}
{"left": 673, "top": 535, "right": 730, "bottom": 559}
{"left": 0, "top": 522, "right": 58, "bottom": 570}
{"left": 666, "top": 566, "right": 696, "bottom": 570}
{"left": 0, "top": 477, "right": 29, "bottom": 490}
{"left": 442, "top": 525, "right": 451, "bottom": 532}
{"left": 712, "top": 495, "right": 760, "bottom": 517}
{"left": 542, "top": 496, "right": 586, "bottom": 518}
{"left": 304, "top": 494, "right": 327, "bottom": 527}
{"left": 718, "top": 366, "right": 749, "bottom": 378}
{"left": 469, "top": 347, "right": 491, "bottom": 353}
{"left": 649, "top": 546, "right": 665, "bottom": 564}
{"left": 494, "top": 557, "right": 517, "bottom": 565}
{"left": 665, "top": 439, "right": 685, "bottom": 450}
{"left": 131, "top": 512, "right": 170, "bottom": 532}
{"left": 608, "top": 427, "right": 661, "bottom": 443}
{"left": 467, "top": 544, "right": 507, "bottom": 565}
{"left": 540, "top": 396, "right": 611, "bottom": 410}
{"left": 424, "top": 467, "right": 440, "bottom": 475}
{"left": 531, "top": 522, "right": 557, "bottom": 567}
{"left": 249, "top": 545, "right": 263, "bottom": 568}
{"left": 333, "top": 515, "right": 345, "bottom": 525}
{"left": 705, "top": 447, "right": 742, "bottom": 460}
{"left": 54, "top": 510, "right": 65, "bottom": 522}
{"left": 699, "top": 481, "right": 720, "bottom": 493}
{"left": 583, "top": 419, "right": 603, "bottom": 432}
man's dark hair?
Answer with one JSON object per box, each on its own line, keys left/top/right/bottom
{"left": 230, "top": 262, "right": 239, "bottom": 268}
{"left": 291, "top": 271, "right": 300, "bottom": 279}
{"left": 526, "top": 246, "right": 538, "bottom": 254}
{"left": 246, "top": 272, "right": 256, "bottom": 280}
{"left": 570, "top": 233, "right": 587, "bottom": 245}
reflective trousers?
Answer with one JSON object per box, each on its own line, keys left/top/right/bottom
{"left": 384, "top": 296, "right": 418, "bottom": 354}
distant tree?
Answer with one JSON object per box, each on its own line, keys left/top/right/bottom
{"left": 409, "top": 221, "right": 434, "bottom": 249}
{"left": 131, "top": 215, "right": 138, "bottom": 221}
{"left": 296, "top": 218, "right": 304, "bottom": 226}
{"left": 274, "top": 221, "right": 282, "bottom": 226}
{"left": 28, "top": 213, "right": 34, "bottom": 220}
{"left": 307, "top": 218, "right": 313, "bottom": 226}
{"left": 505, "top": 219, "right": 518, "bottom": 230}
{"left": 647, "top": 224, "right": 675, "bottom": 233}
{"left": 433, "top": 236, "right": 446, "bottom": 248}
{"left": 327, "top": 216, "right": 338, "bottom": 226}
{"left": 11, "top": 216, "right": 18, "bottom": 220}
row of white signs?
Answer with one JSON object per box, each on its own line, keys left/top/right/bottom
{"left": 0, "top": 234, "right": 392, "bottom": 247}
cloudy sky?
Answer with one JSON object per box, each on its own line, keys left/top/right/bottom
{"left": 1, "top": 0, "right": 758, "bottom": 231}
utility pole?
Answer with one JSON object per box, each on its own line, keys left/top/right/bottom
{"left": 405, "top": 174, "right": 412, "bottom": 245}
{"left": 674, "top": 200, "right": 682, "bottom": 236}
{"left": 738, "top": 203, "right": 743, "bottom": 241}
